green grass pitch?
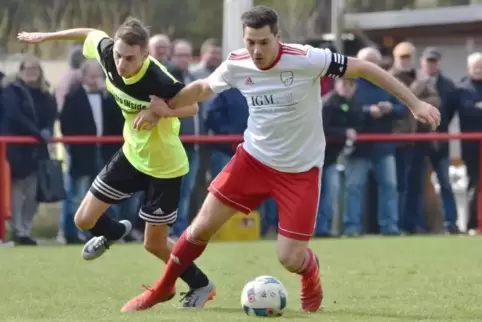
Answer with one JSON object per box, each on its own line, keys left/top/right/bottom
{"left": 1, "top": 236, "right": 482, "bottom": 321}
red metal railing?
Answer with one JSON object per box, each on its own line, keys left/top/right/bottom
{"left": 0, "top": 132, "right": 481, "bottom": 240}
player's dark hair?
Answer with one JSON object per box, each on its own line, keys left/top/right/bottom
{"left": 241, "top": 5, "right": 279, "bottom": 34}
{"left": 115, "top": 17, "right": 150, "bottom": 48}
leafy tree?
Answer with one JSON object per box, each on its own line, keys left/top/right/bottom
{"left": 0, "top": 0, "right": 223, "bottom": 58}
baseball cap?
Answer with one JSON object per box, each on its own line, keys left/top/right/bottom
{"left": 421, "top": 47, "right": 441, "bottom": 61}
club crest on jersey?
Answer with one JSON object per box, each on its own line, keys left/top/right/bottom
{"left": 280, "top": 71, "right": 294, "bottom": 87}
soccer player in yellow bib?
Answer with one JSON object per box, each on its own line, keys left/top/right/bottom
{"left": 18, "top": 18, "right": 215, "bottom": 311}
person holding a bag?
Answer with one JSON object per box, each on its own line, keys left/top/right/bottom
{"left": 2, "top": 55, "right": 57, "bottom": 245}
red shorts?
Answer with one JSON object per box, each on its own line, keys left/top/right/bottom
{"left": 208, "top": 146, "right": 320, "bottom": 241}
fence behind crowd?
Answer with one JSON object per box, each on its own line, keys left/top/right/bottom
{"left": 0, "top": 132, "right": 481, "bottom": 241}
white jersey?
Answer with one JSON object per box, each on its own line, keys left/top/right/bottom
{"left": 207, "top": 43, "right": 347, "bottom": 173}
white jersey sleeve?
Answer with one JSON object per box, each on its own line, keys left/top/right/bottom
{"left": 307, "top": 47, "right": 348, "bottom": 79}
{"left": 206, "top": 61, "right": 232, "bottom": 93}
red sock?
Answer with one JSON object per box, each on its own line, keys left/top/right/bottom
{"left": 296, "top": 248, "right": 316, "bottom": 276}
{"left": 153, "top": 228, "right": 208, "bottom": 292}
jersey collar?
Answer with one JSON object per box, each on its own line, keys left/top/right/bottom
{"left": 123, "top": 58, "right": 150, "bottom": 85}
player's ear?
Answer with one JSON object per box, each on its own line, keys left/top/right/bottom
{"left": 275, "top": 31, "right": 281, "bottom": 41}
{"left": 142, "top": 47, "right": 149, "bottom": 59}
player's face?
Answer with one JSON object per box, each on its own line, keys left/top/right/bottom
{"left": 243, "top": 26, "right": 280, "bottom": 69}
{"left": 113, "top": 40, "right": 148, "bottom": 78}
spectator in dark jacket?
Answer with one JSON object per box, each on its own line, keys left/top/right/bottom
{"left": 343, "top": 47, "right": 406, "bottom": 236}
{"left": 2, "top": 55, "right": 57, "bottom": 245}
{"left": 403, "top": 47, "right": 458, "bottom": 234}
{"left": 190, "top": 39, "right": 223, "bottom": 229}
{"left": 59, "top": 60, "right": 123, "bottom": 244}
{"left": 316, "top": 78, "right": 362, "bottom": 237}
{"left": 456, "top": 52, "right": 482, "bottom": 233}
{"left": 205, "top": 88, "right": 249, "bottom": 176}
{"left": 389, "top": 42, "right": 418, "bottom": 222}
{"left": 54, "top": 46, "right": 88, "bottom": 243}
{"left": 168, "top": 39, "right": 200, "bottom": 238}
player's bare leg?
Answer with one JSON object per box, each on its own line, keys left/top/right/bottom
{"left": 277, "top": 235, "right": 322, "bottom": 312}
{"left": 121, "top": 193, "right": 236, "bottom": 311}
{"left": 188, "top": 193, "right": 237, "bottom": 240}
{"left": 121, "top": 223, "right": 215, "bottom": 312}
{"left": 143, "top": 223, "right": 172, "bottom": 261}
{"left": 75, "top": 192, "right": 132, "bottom": 260}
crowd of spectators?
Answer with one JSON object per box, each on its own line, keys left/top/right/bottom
{"left": 318, "top": 42, "right": 482, "bottom": 238}
{"left": 0, "top": 36, "right": 481, "bottom": 245}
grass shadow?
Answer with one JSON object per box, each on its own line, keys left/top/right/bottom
{"left": 205, "top": 307, "right": 310, "bottom": 319}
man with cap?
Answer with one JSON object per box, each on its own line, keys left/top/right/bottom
{"left": 405, "top": 47, "right": 459, "bottom": 234}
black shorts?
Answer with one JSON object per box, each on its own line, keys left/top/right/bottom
{"left": 90, "top": 149, "right": 183, "bottom": 225}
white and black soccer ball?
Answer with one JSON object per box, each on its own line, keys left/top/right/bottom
{"left": 240, "top": 275, "right": 288, "bottom": 317}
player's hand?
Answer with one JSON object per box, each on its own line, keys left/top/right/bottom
{"left": 17, "top": 32, "right": 50, "bottom": 44}
{"left": 148, "top": 95, "right": 174, "bottom": 117}
{"left": 133, "top": 109, "right": 160, "bottom": 131}
{"left": 410, "top": 100, "right": 441, "bottom": 130}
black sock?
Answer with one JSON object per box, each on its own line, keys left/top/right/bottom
{"left": 88, "top": 214, "right": 126, "bottom": 241}
{"left": 179, "top": 263, "right": 209, "bottom": 289}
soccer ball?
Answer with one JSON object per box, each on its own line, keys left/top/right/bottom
{"left": 240, "top": 275, "right": 288, "bottom": 317}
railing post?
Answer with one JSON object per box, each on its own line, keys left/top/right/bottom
{"left": 478, "top": 139, "right": 482, "bottom": 233}
{"left": 0, "top": 142, "right": 7, "bottom": 241}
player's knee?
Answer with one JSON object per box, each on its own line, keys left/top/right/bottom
{"left": 74, "top": 208, "right": 94, "bottom": 230}
{"left": 276, "top": 238, "right": 307, "bottom": 272}
{"left": 189, "top": 219, "right": 216, "bottom": 241}
{"left": 188, "top": 193, "right": 237, "bottom": 241}
{"left": 74, "top": 192, "right": 110, "bottom": 230}
{"left": 144, "top": 238, "right": 171, "bottom": 262}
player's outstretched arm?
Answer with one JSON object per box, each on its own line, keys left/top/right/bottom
{"left": 150, "top": 96, "right": 199, "bottom": 118}
{"left": 18, "top": 28, "right": 97, "bottom": 43}
{"left": 168, "top": 79, "right": 215, "bottom": 109}
{"left": 132, "top": 98, "right": 199, "bottom": 131}
{"left": 343, "top": 57, "right": 440, "bottom": 129}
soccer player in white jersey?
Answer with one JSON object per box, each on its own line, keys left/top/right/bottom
{"left": 123, "top": 5, "right": 441, "bottom": 312}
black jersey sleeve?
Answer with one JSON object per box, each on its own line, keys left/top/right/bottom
{"left": 150, "top": 61, "right": 185, "bottom": 100}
